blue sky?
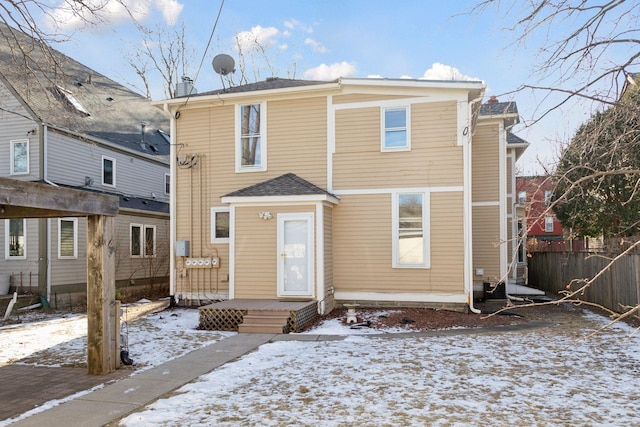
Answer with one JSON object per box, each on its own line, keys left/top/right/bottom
{"left": 35, "top": 0, "right": 607, "bottom": 175}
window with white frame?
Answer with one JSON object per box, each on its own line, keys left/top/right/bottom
{"left": 382, "top": 106, "right": 410, "bottom": 151}
{"left": 164, "top": 173, "right": 170, "bottom": 195}
{"left": 518, "top": 191, "right": 527, "bottom": 204}
{"left": 5, "top": 218, "right": 26, "bottom": 259}
{"left": 211, "top": 208, "right": 230, "bottom": 243}
{"left": 236, "top": 103, "right": 266, "bottom": 171}
{"left": 544, "top": 216, "right": 554, "bottom": 232}
{"left": 393, "top": 193, "right": 429, "bottom": 268}
{"left": 10, "top": 139, "right": 29, "bottom": 175}
{"left": 130, "top": 224, "right": 142, "bottom": 257}
{"left": 130, "top": 224, "right": 156, "bottom": 257}
{"left": 544, "top": 190, "right": 553, "bottom": 205}
{"left": 144, "top": 225, "right": 156, "bottom": 257}
{"left": 58, "top": 218, "right": 78, "bottom": 258}
{"left": 102, "top": 155, "right": 116, "bottom": 187}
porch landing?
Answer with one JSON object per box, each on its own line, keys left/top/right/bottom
{"left": 199, "top": 299, "right": 318, "bottom": 334}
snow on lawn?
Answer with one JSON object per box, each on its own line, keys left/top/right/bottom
{"left": 0, "top": 307, "right": 234, "bottom": 369}
{"left": 119, "top": 309, "right": 640, "bottom": 427}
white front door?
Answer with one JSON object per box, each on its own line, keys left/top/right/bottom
{"left": 277, "top": 213, "right": 314, "bottom": 297}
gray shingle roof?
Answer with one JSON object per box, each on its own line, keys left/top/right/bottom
{"left": 507, "top": 132, "right": 529, "bottom": 145}
{"left": 224, "top": 173, "right": 335, "bottom": 198}
{"left": 195, "top": 78, "right": 335, "bottom": 97}
{"left": 479, "top": 101, "right": 518, "bottom": 116}
{"left": 0, "top": 24, "right": 169, "bottom": 156}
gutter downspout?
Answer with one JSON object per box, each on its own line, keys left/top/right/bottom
{"left": 465, "top": 96, "right": 483, "bottom": 314}
{"left": 164, "top": 104, "right": 177, "bottom": 299}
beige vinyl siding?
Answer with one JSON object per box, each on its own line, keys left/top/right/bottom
{"left": 472, "top": 205, "right": 501, "bottom": 280}
{"left": 233, "top": 205, "right": 316, "bottom": 299}
{"left": 472, "top": 123, "right": 500, "bottom": 202}
{"left": 333, "top": 192, "right": 464, "bottom": 295}
{"left": 333, "top": 101, "right": 462, "bottom": 190}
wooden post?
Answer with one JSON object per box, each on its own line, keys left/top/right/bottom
{"left": 86, "top": 215, "right": 117, "bottom": 375}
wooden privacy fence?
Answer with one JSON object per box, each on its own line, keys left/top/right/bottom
{"left": 528, "top": 251, "right": 640, "bottom": 314}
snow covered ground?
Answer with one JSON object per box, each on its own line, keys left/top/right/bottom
{"left": 2, "top": 303, "right": 640, "bottom": 426}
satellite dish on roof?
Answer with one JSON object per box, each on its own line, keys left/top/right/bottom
{"left": 212, "top": 54, "right": 235, "bottom": 76}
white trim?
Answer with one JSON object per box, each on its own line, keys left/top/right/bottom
{"left": 277, "top": 212, "right": 315, "bottom": 297}
{"left": 10, "top": 139, "right": 29, "bottom": 175}
{"left": 4, "top": 218, "right": 27, "bottom": 260}
{"left": 471, "top": 201, "right": 500, "bottom": 207}
{"left": 221, "top": 194, "right": 339, "bottom": 205}
{"left": 392, "top": 191, "right": 430, "bottom": 269}
{"left": 334, "top": 291, "right": 467, "bottom": 304}
{"left": 499, "top": 123, "right": 507, "bottom": 281}
{"left": 228, "top": 205, "right": 236, "bottom": 299}
{"left": 210, "top": 207, "right": 230, "bottom": 243}
{"left": 101, "top": 155, "right": 116, "bottom": 187}
{"left": 334, "top": 186, "right": 463, "bottom": 196}
{"left": 381, "top": 105, "right": 411, "bottom": 152}
{"left": 457, "top": 100, "right": 470, "bottom": 147}
{"left": 332, "top": 94, "right": 467, "bottom": 111}
{"left": 327, "top": 95, "right": 335, "bottom": 192}
{"left": 316, "top": 204, "right": 325, "bottom": 313}
{"left": 235, "top": 102, "right": 267, "bottom": 173}
{"left": 57, "top": 218, "right": 78, "bottom": 259}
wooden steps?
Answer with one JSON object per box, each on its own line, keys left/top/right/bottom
{"left": 238, "top": 309, "right": 291, "bottom": 334}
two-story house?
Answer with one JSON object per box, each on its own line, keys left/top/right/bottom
{"left": 0, "top": 24, "right": 170, "bottom": 306}
{"left": 156, "top": 77, "right": 527, "bottom": 329}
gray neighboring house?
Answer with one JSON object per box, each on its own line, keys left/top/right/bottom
{"left": 0, "top": 24, "right": 170, "bottom": 305}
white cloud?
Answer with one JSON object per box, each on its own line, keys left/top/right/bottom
{"left": 304, "top": 62, "right": 357, "bottom": 80}
{"left": 44, "top": 0, "right": 183, "bottom": 31}
{"left": 420, "top": 63, "right": 479, "bottom": 81}
{"left": 235, "top": 25, "right": 280, "bottom": 52}
{"left": 304, "top": 38, "right": 328, "bottom": 54}
{"left": 284, "top": 18, "right": 313, "bottom": 33}
{"left": 154, "top": 0, "right": 183, "bottom": 25}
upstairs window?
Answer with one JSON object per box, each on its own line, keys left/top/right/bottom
{"left": 102, "top": 156, "right": 116, "bottom": 187}
{"left": 382, "top": 106, "right": 410, "bottom": 151}
{"left": 393, "top": 193, "right": 429, "bottom": 268}
{"left": 10, "top": 139, "right": 29, "bottom": 175}
{"left": 545, "top": 216, "right": 554, "bottom": 232}
{"left": 544, "top": 190, "right": 553, "bottom": 205}
{"left": 211, "top": 208, "right": 230, "bottom": 243}
{"left": 164, "top": 173, "right": 170, "bottom": 195}
{"left": 518, "top": 191, "right": 527, "bottom": 204}
{"left": 5, "top": 219, "right": 26, "bottom": 259}
{"left": 58, "top": 218, "right": 78, "bottom": 259}
{"left": 236, "top": 103, "right": 266, "bottom": 172}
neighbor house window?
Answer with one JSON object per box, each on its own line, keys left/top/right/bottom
{"left": 518, "top": 191, "right": 527, "bottom": 204}
{"left": 102, "top": 155, "right": 116, "bottom": 187}
{"left": 393, "top": 193, "right": 429, "bottom": 268}
{"left": 130, "top": 224, "right": 142, "bottom": 257}
{"left": 10, "top": 139, "right": 29, "bottom": 175}
{"left": 382, "top": 106, "right": 410, "bottom": 151}
{"left": 545, "top": 216, "right": 554, "bottom": 232}
{"left": 517, "top": 219, "right": 526, "bottom": 263}
{"left": 211, "top": 208, "right": 230, "bottom": 243}
{"left": 544, "top": 190, "right": 553, "bottom": 205}
{"left": 144, "top": 225, "right": 156, "bottom": 257}
{"left": 164, "top": 173, "right": 170, "bottom": 195}
{"left": 236, "top": 103, "right": 266, "bottom": 171}
{"left": 58, "top": 218, "right": 78, "bottom": 258}
{"left": 5, "top": 219, "right": 26, "bottom": 259}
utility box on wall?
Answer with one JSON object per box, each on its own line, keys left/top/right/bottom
{"left": 175, "top": 240, "right": 190, "bottom": 257}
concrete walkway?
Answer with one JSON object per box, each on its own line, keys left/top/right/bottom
{"left": 10, "top": 333, "right": 277, "bottom": 427}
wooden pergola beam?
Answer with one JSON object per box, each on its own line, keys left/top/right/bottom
{"left": 1, "top": 178, "right": 120, "bottom": 375}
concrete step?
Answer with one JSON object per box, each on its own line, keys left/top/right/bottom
{"left": 238, "top": 322, "right": 287, "bottom": 334}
